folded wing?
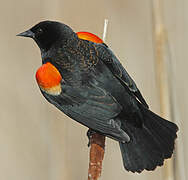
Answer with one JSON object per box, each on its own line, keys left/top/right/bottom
{"left": 94, "top": 43, "right": 149, "bottom": 108}
{"left": 41, "top": 82, "right": 130, "bottom": 142}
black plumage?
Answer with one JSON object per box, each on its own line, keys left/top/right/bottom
{"left": 18, "top": 21, "right": 178, "bottom": 173}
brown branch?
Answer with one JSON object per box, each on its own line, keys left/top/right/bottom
{"left": 88, "top": 133, "right": 106, "bottom": 180}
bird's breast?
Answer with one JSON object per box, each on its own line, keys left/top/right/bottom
{"left": 36, "top": 62, "right": 62, "bottom": 95}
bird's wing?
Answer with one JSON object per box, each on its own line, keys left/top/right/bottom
{"left": 42, "top": 82, "right": 130, "bottom": 142}
{"left": 94, "top": 43, "right": 149, "bottom": 108}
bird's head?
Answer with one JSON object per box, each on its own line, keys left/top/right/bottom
{"left": 17, "top": 20, "right": 77, "bottom": 52}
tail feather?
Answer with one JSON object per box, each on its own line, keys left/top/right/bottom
{"left": 119, "top": 106, "right": 178, "bottom": 173}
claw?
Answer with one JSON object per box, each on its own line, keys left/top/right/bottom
{"left": 87, "top": 129, "right": 96, "bottom": 147}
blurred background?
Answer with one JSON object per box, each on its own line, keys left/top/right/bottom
{"left": 0, "top": 0, "right": 186, "bottom": 179}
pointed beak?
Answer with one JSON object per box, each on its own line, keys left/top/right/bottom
{"left": 17, "top": 30, "right": 34, "bottom": 38}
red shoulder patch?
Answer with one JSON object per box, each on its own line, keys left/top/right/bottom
{"left": 77, "top": 32, "right": 103, "bottom": 44}
{"left": 36, "top": 63, "right": 62, "bottom": 95}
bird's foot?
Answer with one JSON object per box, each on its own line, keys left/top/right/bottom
{"left": 87, "top": 129, "right": 97, "bottom": 147}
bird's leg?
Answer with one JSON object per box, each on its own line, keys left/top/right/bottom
{"left": 87, "top": 129, "right": 97, "bottom": 147}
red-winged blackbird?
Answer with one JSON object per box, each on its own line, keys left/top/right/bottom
{"left": 18, "top": 21, "right": 178, "bottom": 173}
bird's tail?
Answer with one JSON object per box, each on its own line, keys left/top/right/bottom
{"left": 119, "top": 106, "right": 178, "bottom": 173}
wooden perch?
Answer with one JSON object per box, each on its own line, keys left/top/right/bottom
{"left": 88, "top": 133, "right": 106, "bottom": 180}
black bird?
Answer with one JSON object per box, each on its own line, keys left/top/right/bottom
{"left": 17, "top": 21, "right": 178, "bottom": 173}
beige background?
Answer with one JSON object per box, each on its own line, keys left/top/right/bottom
{"left": 0, "top": 0, "right": 186, "bottom": 179}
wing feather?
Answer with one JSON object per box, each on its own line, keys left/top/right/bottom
{"left": 42, "top": 82, "right": 130, "bottom": 142}
{"left": 94, "top": 43, "right": 149, "bottom": 108}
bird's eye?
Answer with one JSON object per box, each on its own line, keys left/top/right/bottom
{"left": 36, "top": 28, "right": 43, "bottom": 35}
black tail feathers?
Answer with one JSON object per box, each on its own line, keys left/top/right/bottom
{"left": 119, "top": 106, "right": 178, "bottom": 173}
